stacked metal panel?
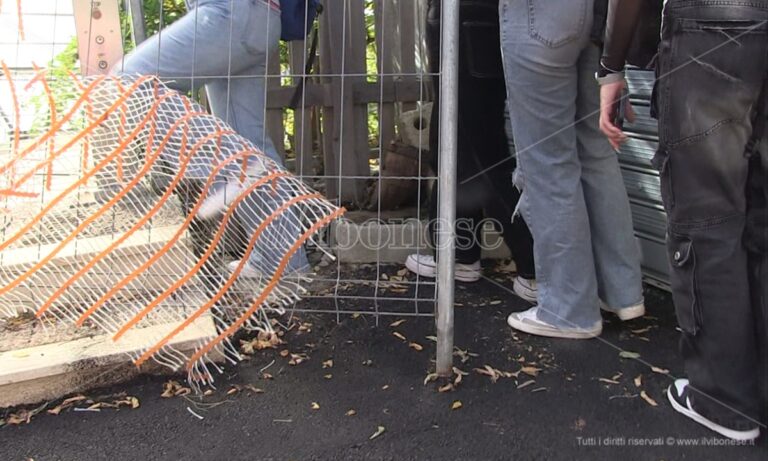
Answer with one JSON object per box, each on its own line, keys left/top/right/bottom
{"left": 620, "top": 69, "right": 670, "bottom": 290}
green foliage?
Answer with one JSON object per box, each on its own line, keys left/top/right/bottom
{"left": 28, "top": 38, "right": 81, "bottom": 134}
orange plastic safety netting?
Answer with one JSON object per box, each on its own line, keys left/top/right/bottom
{"left": 0, "top": 67, "right": 343, "bottom": 384}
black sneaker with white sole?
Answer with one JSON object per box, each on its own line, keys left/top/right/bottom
{"left": 667, "top": 379, "right": 760, "bottom": 441}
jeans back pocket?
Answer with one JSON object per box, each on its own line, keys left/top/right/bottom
{"left": 527, "top": 0, "right": 589, "bottom": 48}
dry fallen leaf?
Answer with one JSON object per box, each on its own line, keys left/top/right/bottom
{"left": 611, "top": 372, "right": 623, "bottom": 381}
{"left": 174, "top": 387, "right": 191, "bottom": 397}
{"left": 453, "top": 348, "right": 478, "bottom": 363}
{"left": 262, "top": 373, "right": 274, "bottom": 380}
{"left": 311, "top": 402, "right": 320, "bottom": 410}
{"left": 227, "top": 387, "right": 240, "bottom": 396}
{"left": 370, "top": 425, "right": 386, "bottom": 440}
{"left": 244, "top": 385, "right": 264, "bottom": 394}
{"left": 634, "top": 375, "right": 643, "bottom": 388}
{"left": 574, "top": 417, "right": 587, "bottom": 431}
{"left": 409, "top": 342, "right": 423, "bottom": 351}
{"left": 322, "top": 359, "right": 334, "bottom": 369}
{"left": 517, "top": 380, "right": 536, "bottom": 390}
{"left": 280, "top": 349, "right": 290, "bottom": 357}
{"left": 240, "top": 331, "right": 282, "bottom": 354}
{"left": 324, "top": 374, "right": 333, "bottom": 380}
{"left": 598, "top": 378, "right": 620, "bottom": 385}
{"left": 651, "top": 366, "right": 669, "bottom": 375}
{"left": 424, "top": 373, "right": 439, "bottom": 385}
{"left": 631, "top": 326, "right": 653, "bottom": 335}
{"left": 520, "top": 366, "right": 541, "bottom": 377}
{"left": 438, "top": 383, "right": 454, "bottom": 393}
{"left": 392, "top": 331, "right": 407, "bottom": 341}
{"left": 389, "top": 319, "right": 406, "bottom": 327}
{"left": 346, "top": 409, "right": 356, "bottom": 416}
{"left": 474, "top": 365, "right": 506, "bottom": 383}
{"left": 381, "top": 385, "right": 390, "bottom": 390}
{"left": 62, "top": 395, "right": 87, "bottom": 406}
{"left": 203, "top": 389, "right": 214, "bottom": 397}
{"left": 640, "top": 391, "right": 658, "bottom": 407}
{"left": 451, "top": 400, "right": 463, "bottom": 410}
{"left": 619, "top": 351, "right": 641, "bottom": 359}
{"left": 47, "top": 405, "right": 64, "bottom": 416}
{"left": 289, "top": 353, "right": 309, "bottom": 366}
{"left": 425, "top": 335, "right": 438, "bottom": 342}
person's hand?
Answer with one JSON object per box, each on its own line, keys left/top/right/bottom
{"left": 599, "top": 79, "right": 636, "bottom": 151}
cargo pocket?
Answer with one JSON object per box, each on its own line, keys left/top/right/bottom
{"left": 668, "top": 236, "right": 701, "bottom": 335}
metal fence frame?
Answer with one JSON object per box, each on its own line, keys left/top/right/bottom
{"left": 117, "top": 0, "right": 461, "bottom": 375}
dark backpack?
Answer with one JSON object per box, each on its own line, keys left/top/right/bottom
{"left": 280, "top": 0, "right": 322, "bottom": 41}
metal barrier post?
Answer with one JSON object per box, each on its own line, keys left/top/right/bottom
{"left": 435, "top": 0, "right": 459, "bottom": 377}
{"left": 125, "top": 0, "right": 147, "bottom": 46}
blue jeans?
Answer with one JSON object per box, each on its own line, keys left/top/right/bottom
{"left": 499, "top": 0, "right": 643, "bottom": 328}
{"left": 116, "top": 0, "right": 308, "bottom": 273}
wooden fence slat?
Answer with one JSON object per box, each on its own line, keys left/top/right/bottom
{"left": 349, "top": 0, "right": 371, "bottom": 192}
{"left": 289, "top": 40, "right": 316, "bottom": 178}
{"left": 258, "top": 0, "right": 432, "bottom": 204}
{"left": 374, "top": 0, "right": 398, "bottom": 158}
{"left": 319, "top": 0, "right": 369, "bottom": 205}
{"left": 399, "top": 0, "right": 418, "bottom": 113}
{"left": 319, "top": 4, "right": 339, "bottom": 200}
{"left": 266, "top": 51, "right": 286, "bottom": 160}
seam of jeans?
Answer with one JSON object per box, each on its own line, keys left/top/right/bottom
{"left": 668, "top": 118, "right": 740, "bottom": 148}
{"left": 667, "top": 212, "right": 745, "bottom": 230}
{"left": 668, "top": 0, "right": 768, "bottom": 9}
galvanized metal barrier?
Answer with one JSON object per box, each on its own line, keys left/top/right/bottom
{"left": 621, "top": 69, "right": 670, "bottom": 291}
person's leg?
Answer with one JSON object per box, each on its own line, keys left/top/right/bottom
{"left": 655, "top": 0, "right": 768, "bottom": 431}
{"left": 209, "top": 2, "right": 309, "bottom": 273}
{"left": 119, "top": 0, "right": 244, "bottom": 91}
{"left": 420, "top": 0, "right": 483, "bottom": 277}
{"left": 575, "top": 44, "right": 644, "bottom": 310}
{"left": 500, "top": 0, "right": 601, "bottom": 329}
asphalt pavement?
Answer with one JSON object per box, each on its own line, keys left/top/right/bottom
{"left": 2, "top": 267, "right": 767, "bottom": 461}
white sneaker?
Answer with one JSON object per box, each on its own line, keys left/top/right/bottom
{"left": 197, "top": 181, "right": 246, "bottom": 220}
{"left": 404, "top": 254, "right": 481, "bottom": 283}
{"left": 507, "top": 306, "right": 602, "bottom": 339}
{"left": 227, "top": 260, "right": 263, "bottom": 279}
{"left": 513, "top": 276, "right": 537, "bottom": 303}
{"left": 667, "top": 379, "right": 760, "bottom": 441}
{"left": 599, "top": 299, "right": 645, "bottom": 321}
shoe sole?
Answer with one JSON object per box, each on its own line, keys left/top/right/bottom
{"left": 512, "top": 278, "right": 537, "bottom": 303}
{"left": 666, "top": 386, "right": 760, "bottom": 441}
{"left": 600, "top": 302, "right": 645, "bottom": 321}
{"left": 405, "top": 257, "right": 480, "bottom": 283}
{"left": 507, "top": 314, "right": 601, "bottom": 339}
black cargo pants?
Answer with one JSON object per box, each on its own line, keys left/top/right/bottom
{"left": 653, "top": 0, "right": 768, "bottom": 429}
